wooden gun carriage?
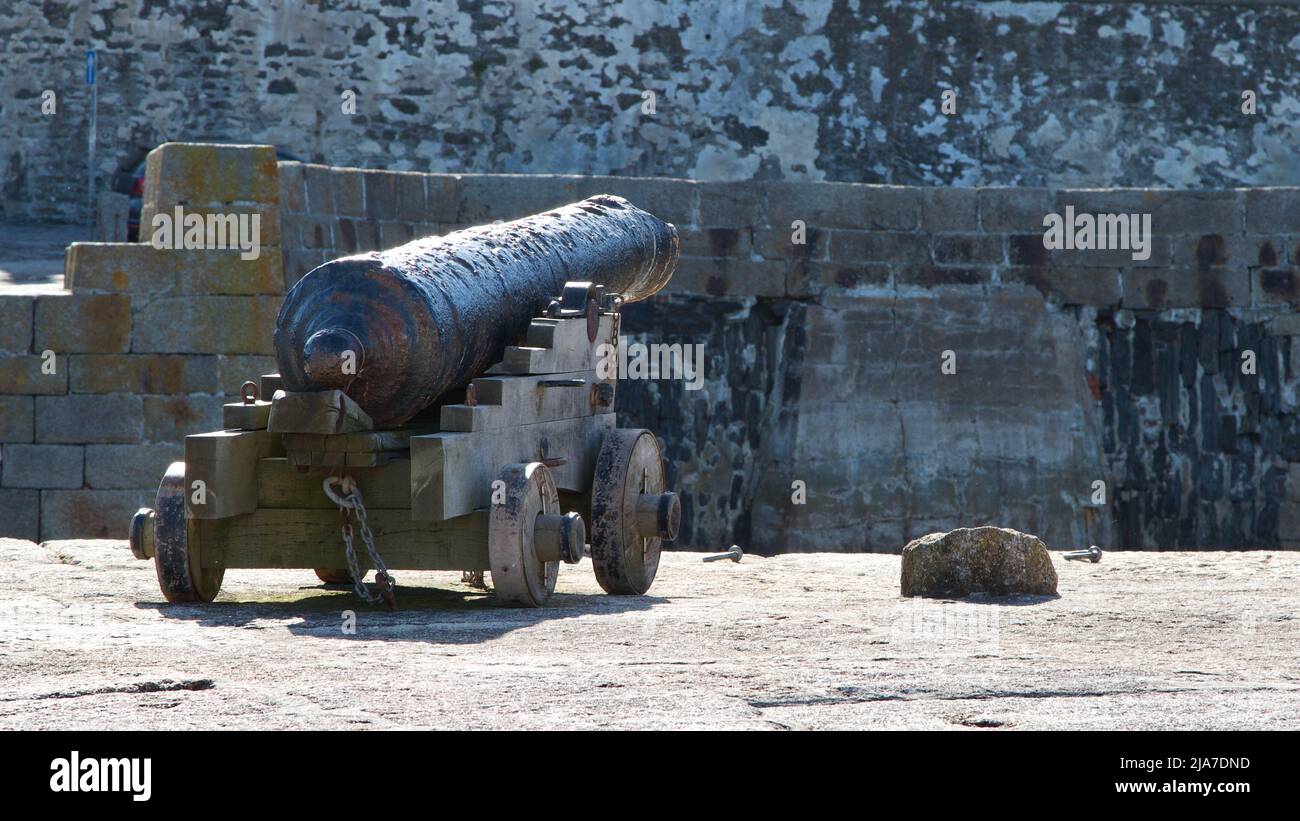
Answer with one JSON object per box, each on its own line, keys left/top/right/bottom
{"left": 127, "top": 197, "right": 682, "bottom": 608}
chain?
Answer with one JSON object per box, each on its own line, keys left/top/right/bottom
{"left": 324, "top": 476, "right": 397, "bottom": 608}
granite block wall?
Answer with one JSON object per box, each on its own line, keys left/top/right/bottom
{"left": 276, "top": 161, "right": 1300, "bottom": 551}
{"left": 0, "top": 143, "right": 282, "bottom": 540}
{"left": 3, "top": 143, "right": 1298, "bottom": 550}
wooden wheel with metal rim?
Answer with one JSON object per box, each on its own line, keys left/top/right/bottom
{"left": 489, "top": 463, "right": 586, "bottom": 607}
{"left": 590, "top": 429, "right": 680, "bottom": 595}
{"left": 490, "top": 462, "right": 563, "bottom": 607}
{"left": 145, "top": 461, "right": 223, "bottom": 602}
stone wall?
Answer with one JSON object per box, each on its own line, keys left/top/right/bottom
{"left": 0, "top": 144, "right": 283, "bottom": 540}
{"left": 6, "top": 1, "right": 1300, "bottom": 223}
{"left": 1095, "top": 309, "right": 1297, "bottom": 548}
{"left": 277, "top": 161, "right": 1300, "bottom": 551}
{"left": 3, "top": 142, "right": 1299, "bottom": 550}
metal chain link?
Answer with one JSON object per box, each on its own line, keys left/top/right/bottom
{"left": 324, "top": 476, "right": 396, "bottom": 608}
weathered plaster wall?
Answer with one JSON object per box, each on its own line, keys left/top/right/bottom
{"left": 4, "top": 1, "right": 1300, "bottom": 222}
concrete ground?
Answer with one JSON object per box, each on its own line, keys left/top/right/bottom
{"left": 0, "top": 222, "right": 81, "bottom": 293}
{"left": 0, "top": 538, "right": 1296, "bottom": 730}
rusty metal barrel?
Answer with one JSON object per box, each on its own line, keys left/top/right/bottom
{"left": 273, "top": 195, "right": 679, "bottom": 428}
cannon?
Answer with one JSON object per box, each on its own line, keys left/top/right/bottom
{"left": 128, "top": 196, "right": 682, "bottom": 608}
{"left": 276, "top": 194, "right": 677, "bottom": 428}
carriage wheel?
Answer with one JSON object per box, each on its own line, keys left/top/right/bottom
{"left": 148, "top": 462, "right": 224, "bottom": 602}
{"left": 489, "top": 462, "right": 563, "bottom": 607}
{"left": 590, "top": 429, "right": 680, "bottom": 595}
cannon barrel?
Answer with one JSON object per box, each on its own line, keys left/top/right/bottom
{"left": 273, "top": 195, "right": 679, "bottom": 428}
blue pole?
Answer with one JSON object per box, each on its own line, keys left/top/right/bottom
{"left": 87, "top": 50, "right": 97, "bottom": 231}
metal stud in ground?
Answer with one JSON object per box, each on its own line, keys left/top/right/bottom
{"left": 703, "top": 545, "right": 743, "bottom": 563}
{"left": 1063, "top": 546, "right": 1102, "bottom": 563}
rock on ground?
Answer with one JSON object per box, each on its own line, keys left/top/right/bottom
{"left": 0, "top": 538, "right": 1297, "bottom": 730}
{"left": 901, "top": 527, "right": 1058, "bottom": 598}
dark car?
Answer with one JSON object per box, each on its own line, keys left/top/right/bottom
{"left": 114, "top": 147, "right": 303, "bottom": 241}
